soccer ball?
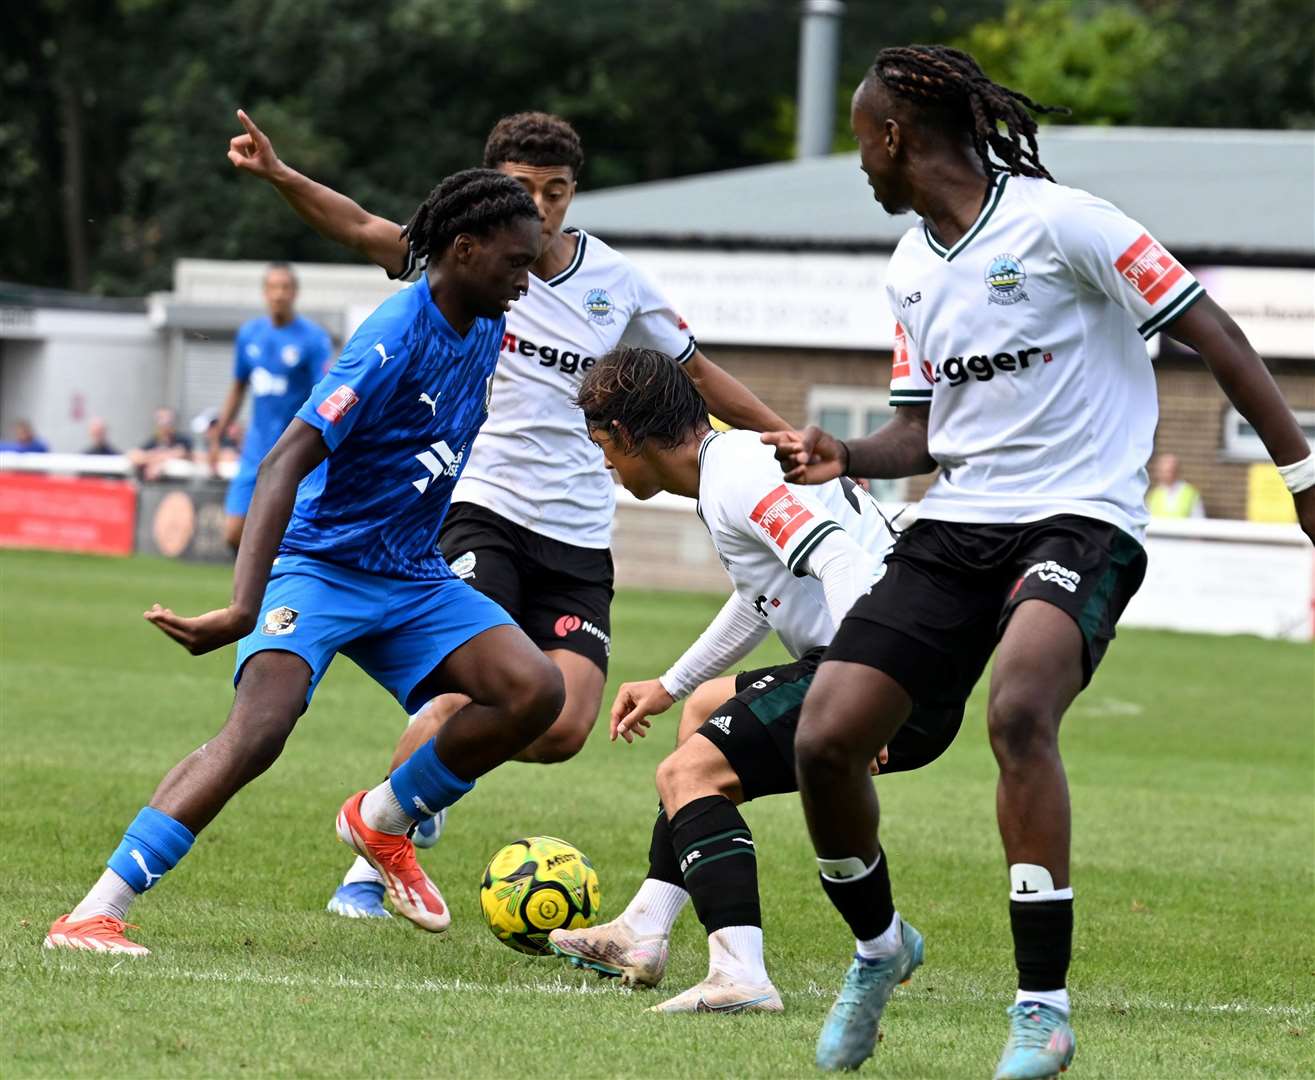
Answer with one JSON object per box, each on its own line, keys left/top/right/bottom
{"left": 479, "top": 836, "right": 601, "bottom": 955}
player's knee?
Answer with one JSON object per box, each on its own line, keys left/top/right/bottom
{"left": 987, "top": 691, "right": 1060, "bottom": 766}
{"left": 526, "top": 711, "right": 592, "bottom": 763}
{"left": 656, "top": 738, "right": 732, "bottom": 810}
{"left": 502, "top": 657, "right": 566, "bottom": 735}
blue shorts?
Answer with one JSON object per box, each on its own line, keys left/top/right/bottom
{"left": 234, "top": 554, "right": 515, "bottom": 713}
{"left": 224, "top": 464, "right": 260, "bottom": 517}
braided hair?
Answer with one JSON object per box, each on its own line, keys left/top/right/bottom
{"left": 870, "top": 45, "right": 1069, "bottom": 180}
{"left": 400, "top": 168, "right": 540, "bottom": 263}
{"left": 576, "top": 347, "right": 708, "bottom": 453}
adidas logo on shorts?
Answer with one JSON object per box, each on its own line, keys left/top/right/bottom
{"left": 708, "top": 715, "right": 732, "bottom": 735}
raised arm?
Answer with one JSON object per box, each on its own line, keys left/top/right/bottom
{"left": 227, "top": 109, "right": 409, "bottom": 277}
{"left": 762, "top": 404, "right": 935, "bottom": 485}
{"left": 1164, "top": 296, "right": 1314, "bottom": 542}
{"left": 146, "top": 419, "right": 329, "bottom": 653}
{"left": 683, "top": 349, "right": 788, "bottom": 432}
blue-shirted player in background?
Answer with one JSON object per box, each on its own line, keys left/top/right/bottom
{"left": 46, "top": 169, "right": 564, "bottom": 955}
{"left": 212, "top": 262, "right": 332, "bottom": 550}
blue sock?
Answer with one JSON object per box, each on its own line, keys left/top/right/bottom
{"left": 106, "top": 807, "right": 196, "bottom": 893}
{"left": 388, "top": 742, "right": 474, "bottom": 822}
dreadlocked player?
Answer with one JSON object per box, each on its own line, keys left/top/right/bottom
{"left": 227, "top": 109, "right": 785, "bottom": 920}
{"left": 763, "top": 45, "right": 1315, "bottom": 1078}
{"left": 47, "top": 171, "right": 566, "bottom": 954}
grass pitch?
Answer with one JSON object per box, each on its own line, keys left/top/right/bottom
{"left": 1, "top": 549, "right": 1312, "bottom": 1078}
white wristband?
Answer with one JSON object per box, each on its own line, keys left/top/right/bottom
{"left": 1278, "top": 452, "right": 1315, "bottom": 494}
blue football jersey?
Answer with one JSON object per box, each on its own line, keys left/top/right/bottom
{"left": 234, "top": 315, "right": 332, "bottom": 467}
{"left": 281, "top": 279, "right": 503, "bottom": 580}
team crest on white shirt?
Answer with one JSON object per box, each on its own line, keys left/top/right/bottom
{"left": 984, "top": 253, "right": 1029, "bottom": 306}
{"left": 582, "top": 287, "right": 615, "bottom": 325}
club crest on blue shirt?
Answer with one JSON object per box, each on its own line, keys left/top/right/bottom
{"left": 261, "top": 606, "right": 299, "bottom": 635}
{"left": 583, "top": 287, "right": 615, "bottom": 325}
{"left": 280, "top": 344, "right": 302, "bottom": 367}
{"left": 984, "top": 253, "right": 1029, "bottom": 306}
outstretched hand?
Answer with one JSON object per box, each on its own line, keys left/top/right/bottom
{"left": 145, "top": 602, "right": 255, "bottom": 656}
{"left": 760, "top": 425, "right": 846, "bottom": 485}
{"left": 227, "top": 109, "right": 284, "bottom": 180}
{"left": 610, "top": 678, "right": 676, "bottom": 743}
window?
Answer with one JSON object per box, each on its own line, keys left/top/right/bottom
{"left": 1222, "top": 407, "right": 1315, "bottom": 461}
{"left": 807, "top": 386, "right": 908, "bottom": 502}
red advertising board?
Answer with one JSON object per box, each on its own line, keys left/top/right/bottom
{"left": 0, "top": 472, "right": 137, "bottom": 556}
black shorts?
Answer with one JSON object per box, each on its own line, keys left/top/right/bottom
{"left": 439, "top": 503, "right": 614, "bottom": 673}
{"left": 695, "top": 647, "right": 964, "bottom": 802}
{"left": 826, "top": 514, "right": 1147, "bottom": 708}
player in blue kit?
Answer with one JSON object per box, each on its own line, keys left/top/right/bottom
{"left": 45, "top": 169, "right": 563, "bottom": 955}
{"left": 213, "top": 262, "right": 332, "bottom": 550}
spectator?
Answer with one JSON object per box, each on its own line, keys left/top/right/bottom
{"left": 128, "top": 407, "right": 193, "bottom": 481}
{"left": 0, "top": 419, "right": 50, "bottom": 453}
{"left": 1147, "top": 453, "right": 1205, "bottom": 519}
{"left": 190, "top": 410, "right": 240, "bottom": 466}
{"left": 82, "top": 418, "right": 120, "bottom": 455}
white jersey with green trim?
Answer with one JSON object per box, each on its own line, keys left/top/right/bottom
{"left": 696, "top": 430, "right": 895, "bottom": 659}
{"left": 398, "top": 227, "right": 696, "bottom": 549}
{"left": 885, "top": 173, "right": 1204, "bottom": 543}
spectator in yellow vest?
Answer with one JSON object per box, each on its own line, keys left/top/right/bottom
{"left": 1147, "top": 453, "right": 1205, "bottom": 519}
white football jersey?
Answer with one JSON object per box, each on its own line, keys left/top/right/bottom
{"left": 886, "top": 173, "right": 1205, "bottom": 543}
{"left": 696, "top": 430, "right": 895, "bottom": 659}
{"left": 400, "top": 228, "right": 696, "bottom": 548}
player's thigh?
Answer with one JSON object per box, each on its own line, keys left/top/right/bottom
{"left": 657, "top": 732, "right": 744, "bottom": 811}
{"left": 542, "top": 647, "right": 606, "bottom": 733}
{"left": 694, "top": 651, "right": 824, "bottom": 802}
{"left": 795, "top": 658, "right": 913, "bottom": 768}
{"left": 233, "top": 556, "right": 380, "bottom": 710}
{"left": 987, "top": 599, "right": 1085, "bottom": 741}
{"left": 346, "top": 577, "right": 550, "bottom": 716}
{"left": 677, "top": 675, "right": 740, "bottom": 745}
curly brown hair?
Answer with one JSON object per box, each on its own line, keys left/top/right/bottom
{"left": 483, "top": 112, "right": 584, "bottom": 178}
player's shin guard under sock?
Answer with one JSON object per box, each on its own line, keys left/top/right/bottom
{"left": 365, "top": 740, "right": 474, "bottom": 833}
{"left": 818, "top": 848, "right": 896, "bottom": 944}
{"left": 669, "top": 796, "right": 761, "bottom": 935}
{"left": 619, "top": 806, "right": 690, "bottom": 937}
{"left": 101, "top": 806, "right": 196, "bottom": 898}
{"left": 1009, "top": 863, "right": 1074, "bottom": 1010}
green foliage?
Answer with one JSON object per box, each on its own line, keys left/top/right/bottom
{"left": 959, "top": 0, "right": 1179, "bottom": 124}
{"left": 1, "top": 549, "right": 1313, "bottom": 1076}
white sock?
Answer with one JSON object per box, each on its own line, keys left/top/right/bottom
{"left": 69, "top": 868, "right": 138, "bottom": 922}
{"left": 360, "top": 781, "right": 412, "bottom": 835}
{"left": 855, "top": 910, "right": 902, "bottom": 960}
{"left": 1015, "top": 987, "right": 1070, "bottom": 1015}
{"left": 620, "top": 878, "right": 688, "bottom": 937}
{"left": 709, "top": 926, "right": 769, "bottom": 985}
{"left": 342, "top": 856, "right": 383, "bottom": 887}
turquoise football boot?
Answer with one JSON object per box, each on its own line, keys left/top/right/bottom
{"left": 815, "top": 919, "right": 924, "bottom": 1071}
{"left": 993, "top": 1001, "right": 1076, "bottom": 1079}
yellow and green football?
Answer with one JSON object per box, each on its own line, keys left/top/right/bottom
{"left": 479, "top": 836, "right": 601, "bottom": 955}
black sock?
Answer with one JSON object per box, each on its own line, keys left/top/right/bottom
{"left": 645, "top": 804, "right": 685, "bottom": 889}
{"left": 1010, "top": 898, "right": 1074, "bottom": 991}
{"left": 668, "top": 795, "right": 761, "bottom": 933}
{"left": 819, "top": 849, "right": 895, "bottom": 942}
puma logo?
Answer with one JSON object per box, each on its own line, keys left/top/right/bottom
{"left": 373, "top": 342, "right": 395, "bottom": 367}
{"left": 418, "top": 391, "right": 440, "bottom": 416}
{"left": 129, "top": 849, "right": 164, "bottom": 889}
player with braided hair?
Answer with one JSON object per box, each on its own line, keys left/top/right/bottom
{"left": 227, "top": 108, "right": 784, "bottom": 922}
{"left": 46, "top": 170, "right": 567, "bottom": 954}
{"left": 762, "top": 43, "right": 1315, "bottom": 1077}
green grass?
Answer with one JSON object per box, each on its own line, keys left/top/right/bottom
{"left": 1, "top": 548, "right": 1312, "bottom": 1078}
